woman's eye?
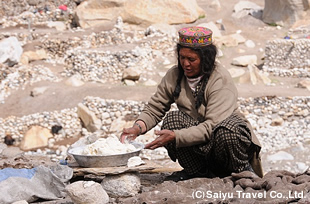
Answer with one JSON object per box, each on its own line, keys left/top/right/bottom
{"left": 189, "top": 58, "right": 195, "bottom": 62}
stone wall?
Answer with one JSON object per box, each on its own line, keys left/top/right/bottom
{"left": 263, "top": 39, "right": 310, "bottom": 77}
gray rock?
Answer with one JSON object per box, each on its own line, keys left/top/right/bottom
{"left": 101, "top": 173, "right": 141, "bottom": 197}
{"left": 232, "top": 55, "right": 257, "bottom": 66}
{"left": 66, "top": 181, "right": 109, "bottom": 204}
{"left": 262, "top": 0, "right": 308, "bottom": 26}
{"left": 267, "top": 151, "right": 294, "bottom": 161}
{"left": 0, "top": 143, "right": 7, "bottom": 154}
{"left": 77, "top": 103, "right": 102, "bottom": 132}
{"left": 30, "top": 86, "right": 48, "bottom": 97}
{"left": 1, "top": 146, "right": 23, "bottom": 158}
{"left": 0, "top": 37, "right": 23, "bottom": 66}
{"left": 122, "top": 67, "right": 141, "bottom": 81}
{"left": 233, "top": 1, "right": 263, "bottom": 18}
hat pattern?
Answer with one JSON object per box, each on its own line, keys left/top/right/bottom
{"left": 178, "top": 27, "right": 212, "bottom": 47}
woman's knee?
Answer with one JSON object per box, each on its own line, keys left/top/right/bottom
{"left": 213, "top": 127, "right": 251, "bottom": 149}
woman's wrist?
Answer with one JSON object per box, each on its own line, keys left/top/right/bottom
{"left": 134, "top": 123, "right": 142, "bottom": 136}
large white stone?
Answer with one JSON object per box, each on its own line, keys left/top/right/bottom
{"left": 65, "top": 75, "right": 85, "bottom": 87}
{"left": 267, "top": 151, "right": 294, "bottom": 161}
{"left": 74, "top": 0, "right": 205, "bottom": 28}
{"left": 0, "top": 37, "right": 23, "bottom": 66}
{"left": 262, "top": 0, "right": 309, "bottom": 26}
{"left": 218, "top": 33, "right": 246, "bottom": 47}
{"left": 20, "top": 126, "right": 53, "bottom": 151}
{"left": 122, "top": 67, "right": 141, "bottom": 81}
{"left": 101, "top": 173, "right": 141, "bottom": 197}
{"left": 30, "top": 86, "right": 48, "bottom": 97}
{"left": 232, "top": 55, "right": 258, "bottom": 66}
{"left": 297, "top": 79, "right": 310, "bottom": 91}
{"left": 77, "top": 103, "right": 102, "bottom": 132}
{"left": 66, "top": 181, "right": 109, "bottom": 204}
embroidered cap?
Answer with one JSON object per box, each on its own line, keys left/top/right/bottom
{"left": 178, "top": 26, "right": 212, "bottom": 47}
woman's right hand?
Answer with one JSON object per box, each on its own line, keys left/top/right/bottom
{"left": 120, "top": 126, "right": 140, "bottom": 143}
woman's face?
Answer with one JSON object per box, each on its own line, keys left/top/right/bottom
{"left": 179, "top": 48, "right": 201, "bottom": 78}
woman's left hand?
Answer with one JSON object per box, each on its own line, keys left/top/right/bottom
{"left": 145, "top": 129, "right": 175, "bottom": 150}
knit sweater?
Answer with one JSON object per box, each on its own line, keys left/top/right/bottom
{"left": 137, "top": 65, "right": 261, "bottom": 148}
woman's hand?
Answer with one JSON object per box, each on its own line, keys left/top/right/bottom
{"left": 145, "top": 129, "right": 175, "bottom": 150}
{"left": 120, "top": 122, "right": 145, "bottom": 143}
{"left": 120, "top": 127, "right": 139, "bottom": 143}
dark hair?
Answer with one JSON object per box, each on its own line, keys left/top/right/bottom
{"left": 173, "top": 43, "right": 217, "bottom": 109}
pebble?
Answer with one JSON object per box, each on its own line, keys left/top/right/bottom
{"left": 263, "top": 39, "right": 310, "bottom": 77}
{"left": 0, "top": 95, "right": 308, "bottom": 163}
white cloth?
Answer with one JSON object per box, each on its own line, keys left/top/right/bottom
{"left": 186, "top": 75, "right": 204, "bottom": 92}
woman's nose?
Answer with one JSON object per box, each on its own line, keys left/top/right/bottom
{"left": 183, "top": 59, "right": 190, "bottom": 66}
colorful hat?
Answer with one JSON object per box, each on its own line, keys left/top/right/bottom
{"left": 178, "top": 26, "right": 213, "bottom": 47}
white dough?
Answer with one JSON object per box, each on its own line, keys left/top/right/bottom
{"left": 75, "top": 136, "right": 138, "bottom": 156}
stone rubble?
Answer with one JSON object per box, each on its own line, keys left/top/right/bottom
{"left": 0, "top": 65, "right": 61, "bottom": 103}
{"left": 0, "top": 24, "right": 177, "bottom": 101}
{"left": 263, "top": 39, "right": 310, "bottom": 77}
{"left": 0, "top": 0, "right": 76, "bottom": 28}
{"left": 0, "top": 95, "right": 308, "bottom": 174}
{"left": 122, "top": 170, "right": 310, "bottom": 203}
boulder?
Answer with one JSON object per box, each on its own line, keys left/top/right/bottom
{"left": 267, "top": 151, "right": 294, "bottom": 161}
{"left": 20, "top": 126, "right": 53, "bottom": 151}
{"left": 122, "top": 0, "right": 205, "bottom": 26}
{"left": 262, "top": 0, "right": 310, "bottom": 26}
{"left": 74, "top": 0, "right": 126, "bottom": 28}
{"left": 101, "top": 173, "right": 141, "bottom": 197}
{"left": 20, "top": 49, "right": 48, "bottom": 65}
{"left": 74, "top": 0, "right": 205, "bottom": 28}
{"left": 232, "top": 55, "right": 258, "bottom": 66}
{"left": 65, "top": 75, "right": 85, "bottom": 87}
{"left": 66, "top": 181, "right": 109, "bottom": 204}
{"left": 30, "top": 86, "right": 48, "bottom": 97}
{"left": 122, "top": 67, "right": 141, "bottom": 81}
{"left": 232, "top": 1, "right": 263, "bottom": 19}
{"left": 218, "top": 33, "right": 246, "bottom": 47}
{"left": 77, "top": 103, "right": 102, "bottom": 132}
{"left": 0, "top": 37, "right": 23, "bottom": 66}
{"left": 239, "top": 64, "right": 271, "bottom": 85}
{"left": 1, "top": 146, "right": 23, "bottom": 158}
{"left": 297, "top": 79, "right": 310, "bottom": 91}
{"left": 123, "top": 79, "right": 136, "bottom": 86}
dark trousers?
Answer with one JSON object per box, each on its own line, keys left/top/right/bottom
{"left": 162, "top": 111, "right": 257, "bottom": 178}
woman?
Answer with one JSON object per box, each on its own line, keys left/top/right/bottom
{"left": 120, "top": 26, "right": 263, "bottom": 181}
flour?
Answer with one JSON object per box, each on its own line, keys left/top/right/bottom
{"left": 76, "top": 136, "right": 138, "bottom": 156}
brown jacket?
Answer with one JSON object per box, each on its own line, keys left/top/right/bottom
{"left": 138, "top": 65, "right": 261, "bottom": 147}
{"left": 137, "top": 65, "right": 263, "bottom": 176}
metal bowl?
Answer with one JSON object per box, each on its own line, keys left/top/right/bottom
{"left": 67, "top": 142, "right": 144, "bottom": 168}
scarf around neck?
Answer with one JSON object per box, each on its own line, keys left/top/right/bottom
{"left": 186, "top": 75, "right": 204, "bottom": 92}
